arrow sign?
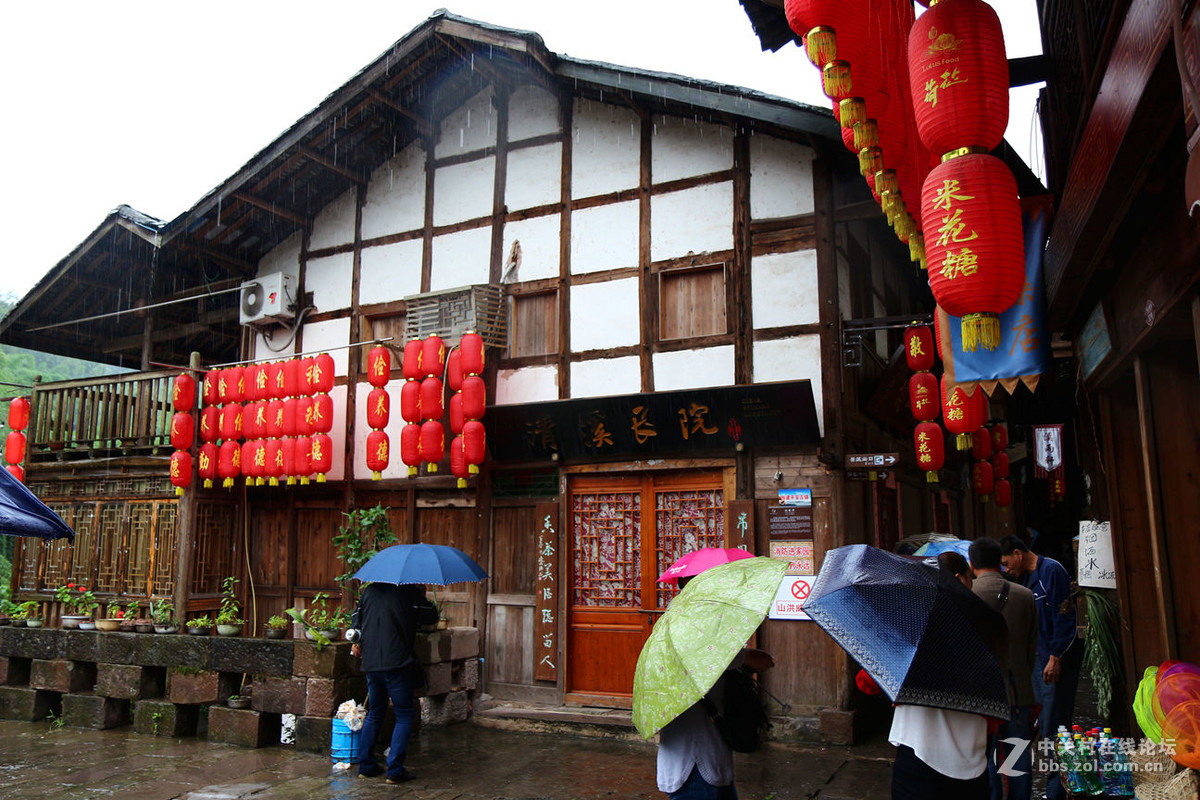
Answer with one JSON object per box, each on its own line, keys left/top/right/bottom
{"left": 846, "top": 470, "right": 891, "bottom": 482}
{"left": 847, "top": 452, "right": 899, "bottom": 468}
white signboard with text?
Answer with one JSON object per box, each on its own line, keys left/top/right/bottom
{"left": 769, "top": 574, "right": 814, "bottom": 621}
{"left": 1077, "top": 520, "right": 1117, "bottom": 589}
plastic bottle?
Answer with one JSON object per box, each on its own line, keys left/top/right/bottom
{"left": 1074, "top": 733, "right": 1104, "bottom": 795}
{"left": 1105, "top": 728, "right": 1135, "bottom": 798}
{"left": 1097, "top": 730, "right": 1122, "bottom": 796}
{"left": 1057, "top": 733, "right": 1085, "bottom": 795}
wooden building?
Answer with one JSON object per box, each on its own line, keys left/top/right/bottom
{"left": 0, "top": 12, "right": 1015, "bottom": 740}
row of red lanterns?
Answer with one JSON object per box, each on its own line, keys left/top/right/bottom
{"left": 4, "top": 397, "right": 31, "bottom": 482}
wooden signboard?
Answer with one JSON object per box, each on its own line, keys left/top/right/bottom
{"left": 534, "top": 502, "right": 559, "bottom": 682}
{"left": 726, "top": 500, "right": 755, "bottom": 552}
{"left": 768, "top": 504, "right": 813, "bottom": 540}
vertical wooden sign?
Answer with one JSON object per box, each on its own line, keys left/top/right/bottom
{"left": 534, "top": 502, "right": 559, "bottom": 683}
{"left": 726, "top": 499, "right": 755, "bottom": 553}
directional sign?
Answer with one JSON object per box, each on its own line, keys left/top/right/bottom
{"left": 769, "top": 575, "right": 815, "bottom": 621}
{"left": 846, "top": 469, "right": 891, "bottom": 482}
{"left": 847, "top": 452, "right": 899, "bottom": 468}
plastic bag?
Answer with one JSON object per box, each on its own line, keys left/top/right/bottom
{"left": 336, "top": 699, "right": 367, "bottom": 731}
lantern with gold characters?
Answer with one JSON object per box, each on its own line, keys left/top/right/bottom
{"left": 914, "top": 421, "right": 945, "bottom": 483}
{"left": 365, "top": 346, "right": 391, "bottom": 480}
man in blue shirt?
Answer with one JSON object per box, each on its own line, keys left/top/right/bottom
{"left": 999, "top": 535, "right": 1079, "bottom": 800}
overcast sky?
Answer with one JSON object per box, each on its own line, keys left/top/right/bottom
{"left": 0, "top": 1, "right": 1044, "bottom": 300}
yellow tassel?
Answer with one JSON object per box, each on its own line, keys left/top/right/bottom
{"left": 805, "top": 27, "right": 837, "bottom": 67}
{"left": 961, "top": 313, "right": 1001, "bottom": 352}
{"left": 838, "top": 97, "right": 866, "bottom": 128}
{"left": 957, "top": 433, "right": 972, "bottom": 451}
{"left": 925, "top": 471, "right": 939, "bottom": 483}
{"left": 822, "top": 61, "right": 852, "bottom": 100}
{"left": 853, "top": 119, "right": 878, "bottom": 151}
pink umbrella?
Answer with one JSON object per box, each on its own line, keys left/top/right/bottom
{"left": 657, "top": 547, "right": 755, "bottom": 584}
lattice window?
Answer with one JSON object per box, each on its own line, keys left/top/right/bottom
{"left": 192, "top": 502, "right": 237, "bottom": 594}
{"left": 16, "top": 537, "right": 40, "bottom": 592}
{"left": 41, "top": 535, "right": 72, "bottom": 591}
{"left": 152, "top": 503, "right": 177, "bottom": 597}
{"left": 94, "top": 503, "right": 124, "bottom": 593}
{"left": 125, "top": 504, "right": 153, "bottom": 596}
{"left": 572, "top": 492, "right": 641, "bottom": 607}
{"left": 654, "top": 489, "right": 724, "bottom": 608}
{"left": 68, "top": 503, "right": 98, "bottom": 586}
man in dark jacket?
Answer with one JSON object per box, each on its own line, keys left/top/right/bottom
{"left": 350, "top": 582, "right": 438, "bottom": 783}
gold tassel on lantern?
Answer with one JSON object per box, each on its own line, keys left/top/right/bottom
{"left": 839, "top": 97, "right": 866, "bottom": 128}
{"left": 857, "top": 146, "right": 883, "bottom": 178}
{"left": 805, "top": 26, "right": 837, "bottom": 67}
{"left": 961, "top": 312, "right": 1002, "bottom": 352}
{"left": 852, "top": 119, "right": 879, "bottom": 151}
{"left": 926, "top": 471, "right": 940, "bottom": 484}
{"left": 874, "top": 169, "right": 899, "bottom": 195}
{"left": 822, "top": 60, "right": 853, "bottom": 100}
{"left": 909, "top": 233, "right": 926, "bottom": 268}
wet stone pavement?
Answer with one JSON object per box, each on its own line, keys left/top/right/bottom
{"left": 0, "top": 718, "right": 895, "bottom": 800}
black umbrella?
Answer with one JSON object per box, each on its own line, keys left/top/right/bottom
{"left": 804, "top": 544, "right": 1009, "bottom": 718}
{"left": 0, "top": 466, "right": 74, "bottom": 540}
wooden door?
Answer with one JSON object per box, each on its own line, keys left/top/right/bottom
{"left": 566, "top": 471, "right": 725, "bottom": 704}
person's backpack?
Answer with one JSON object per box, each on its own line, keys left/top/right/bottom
{"left": 703, "top": 666, "right": 770, "bottom": 753}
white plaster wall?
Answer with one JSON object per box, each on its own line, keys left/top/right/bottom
{"left": 323, "top": 383, "right": 348, "bottom": 482}
{"left": 651, "top": 182, "right": 733, "bottom": 262}
{"left": 257, "top": 231, "right": 301, "bottom": 281}
{"left": 309, "top": 188, "right": 357, "bottom": 251}
{"left": 360, "top": 239, "right": 423, "bottom": 302}
{"left": 508, "top": 84, "right": 560, "bottom": 141}
{"left": 435, "top": 87, "right": 496, "bottom": 159}
{"left": 433, "top": 157, "right": 495, "bottom": 227}
{"left": 299, "top": 317, "right": 352, "bottom": 377}
{"left": 750, "top": 135, "right": 815, "bottom": 220}
{"left": 305, "top": 252, "right": 353, "bottom": 312}
{"left": 570, "top": 279, "right": 640, "bottom": 351}
{"left": 571, "top": 356, "right": 641, "bottom": 398}
{"left": 495, "top": 365, "right": 559, "bottom": 405}
{"left": 505, "top": 143, "right": 561, "bottom": 211}
{"left": 248, "top": 327, "right": 298, "bottom": 360}
{"left": 362, "top": 143, "right": 426, "bottom": 240}
{"left": 572, "top": 100, "right": 640, "bottom": 198}
{"left": 570, "top": 200, "right": 638, "bottom": 275}
{"left": 653, "top": 346, "right": 735, "bottom": 391}
{"left": 751, "top": 250, "right": 820, "bottom": 329}
{"left": 430, "top": 227, "right": 492, "bottom": 291}
{"left": 502, "top": 215, "right": 560, "bottom": 283}
{"left": 753, "top": 335, "right": 825, "bottom": 436}
{"left": 652, "top": 116, "right": 731, "bottom": 183}
{"left": 352, "top": 377, "right": 409, "bottom": 480}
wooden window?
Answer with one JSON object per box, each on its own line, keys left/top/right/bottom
{"left": 362, "top": 312, "right": 407, "bottom": 374}
{"left": 509, "top": 291, "right": 558, "bottom": 358}
{"left": 659, "top": 263, "right": 727, "bottom": 341}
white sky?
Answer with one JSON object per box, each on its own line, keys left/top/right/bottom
{"left": 0, "top": 1, "right": 1044, "bottom": 300}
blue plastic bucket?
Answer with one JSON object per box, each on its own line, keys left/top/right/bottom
{"left": 331, "top": 717, "right": 360, "bottom": 762}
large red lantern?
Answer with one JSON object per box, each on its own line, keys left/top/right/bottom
{"left": 460, "top": 331, "right": 485, "bottom": 376}
{"left": 972, "top": 459, "right": 995, "bottom": 499}
{"left": 368, "top": 346, "right": 391, "bottom": 388}
{"left": 421, "top": 421, "right": 444, "bottom": 472}
{"left": 400, "top": 380, "right": 422, "bottom": 424}
{"left": 244, "top": 364, "right": 263, "bottom": 402}
{"left": 265, "top": 399, "right": 285, "bottom": 439}
{"left": 447, "top": 348, "right": 463, "bottom": 392}
{"left": 218, "top": 440, "right": 241, "bottom": 489}
{"left": 460, "top": 376, "right": 486, "bottom": 420}
{"left": 282, "top": 398, "right": 299, "bottom": 437}
{"left": 971, "top": 427, "right": 992, "bottom": 461}
{"left": 241, "top": 440, "right": 259, "bottom": 485}
{"left": 422, "top": 336, "right": 446, "bottom": 378}
{"left": 200, "top": 406, "right": 219, "bottom": 443}
{"left": 172, "top": 374, "right": 196, "bottom": 413}
{"left": 400, "top": 423, "right": 422, "bottom": 477}
{"left": 908, "top": 0, "right": 1009, "bottom": 156}
{"left": 922, "top": 152, "right": 1024, "bottom": 351}
{"left": 367, "top": 388, "right": 390, "bottom": 430}
{"left": 299, "top": 357, "right": 317, "bottom": 395}
{"left": 265, "top": 439, "right": 284, "bottom": 486}
{"left": 463, "top": 419, "right": 486, "bottom": 474}
{"left": 294, "top": 396, "right": 314, "bottom": 436}
{"left": 224, "top": 366, "right": 246, "bottom": 403}
{"left": 403, "top": 339, "right": 424, "bottom": 380}
{"left": 311, "top": 354, "right": 335, "bottom": 393}
{"left": 909, "top": 372, "right": 940, "bottom": 422}
{"left": 6, "top": 464, "right": 23, "bottom": 482}
{"left": 992, "top": 450, "right": 1010, "bottom": 480}
{"left": 309, "top": 393, "right": 334, "bottom": 434}
{"left": 905, "top": 326, "right": 935, "bottom": 372}
{"left": 5, "top": 431, "right": 27, "bottom": 466}
{"left": 203, "top": 372, "right": 220, "bottom": 406}
{"left": 449, "top": 393, "right": 465, "bottom": 434}
{"left": 990, "top": 422, "right": 1008, "bottom": 452}
{"left": 914, "top": 422, "right": 944, "bottom": 482}
{"left": 219, "top": 403, "right": 243, "bottom": 442}
{"left": 170, "top": 412, "right": 195, "bottom": 451}
{"left": 199, "top": 442, "right": 218, "bottom": 488}
{"left": 310, "top": 433, "right": 333, "bottom": 482}
{"left": 281, "top": 438, "right": 297, "bottom": 486}
{"left": 940, "top": 376, "right": 976, "bottom": 450}
{"left": 450, "top": 435, "right": 469, "bottom": 488}
{"left": 242, "top": 402, "right": 261, "bottom": 440}
{"left": 420, "top": 376, "right": 444, "bottom": 420}
{"left": 169, "top": 450, "right": 192, "bottom": 496}
{"left": 283, "top": 359, "right": 301, "bottom": 397}
{"left": 268, "top": 361, "right": 286, "bottom": 400}
{"left": 294, "top": 436, "right": 312, "bottom": 485}
{"left": 364, "top": 430, "right": 389, "bottom": 480}
{"left": 994, "top": 478, "right": 1012, "bottom": 507}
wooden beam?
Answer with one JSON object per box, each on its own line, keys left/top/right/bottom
{"left": 231, "top": 192, "right": 308, "bottom": 226}
{"left": 365, "top": 89, "right": 432, "bottom": 135}
{"left": 298, "top": 145, "right": 366, "bottom": 186}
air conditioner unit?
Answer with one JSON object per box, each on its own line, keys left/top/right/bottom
{"left": 239, "top": 272, "right": 295, "bottom": 327}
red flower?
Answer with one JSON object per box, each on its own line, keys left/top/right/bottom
{"left": 67, "top": 582, "right": 75, "bottom": 588}
{"left": 78, "top": 586, "right": 88, "bottom": 592}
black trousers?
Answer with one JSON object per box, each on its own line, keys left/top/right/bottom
{"left": 892, "top": 744, "right": 988, "bottom": 800}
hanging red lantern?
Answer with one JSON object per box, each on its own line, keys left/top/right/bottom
{"left": 460, "top": 331, "right": 484, "bottom": 376}
{"left": 265, "top": 399, "right": 285, "bottom": 439}
{"left": 971, "top": 427, "right": 992, "bottom": 461}
{"left": 199, "top": 442, "right": 218, "bottom": 488}
{"left": 940, "top": 376, "right": 976, "bottom": 451}
{"left": 310, "top": 433, "right": 333, "bottom": 482}
{"left": 294, "top": 436, "right": 312, "bottom": 485}
{"left": 224, "top": 366, "right": 246, "bottom": 403}
{"left": 990, "top": 422, "right": 1008, "bottom": 452}
{"left": 972, "top": 459, "right": 995, "bottom": 499}
{"left": 170, "top": 450, "right": 192, "bottom": 496}
{"left": 422, "top": 336, "right": 446, "bottom": 378}
{"left": 904, "top": 326, "right": 935, "bottom": 372}
{"left": 200, "top": 406, "right": 220, "bottom": 443}
{"left": 450, "top": 434, "right": 469, "bottom": 488}
{"left": 218, "top": 440, "right": 241, "bottom": 489}
{"left": 1049, "top": 475, "right": 1067, "bottom": 504}
{"left": 299, "top": 357, "right": 317, "bottom": 395}
{"left": 170, "top": 412, "right": 195, "bottom": 451}
{"left": 281, "top": 438, "right": 297, "bottom": 486}
{"left": 401, "top": 380, "right": 422, "bottom": 424}
{"left": 242, "top": 402, "right": 261, "bottom": 441}
{"left": 463, "top": 419, "right": 486, "bottom": 474}
{"left": 921, "top": 152, "right": 1024, "bottom": 352}
{"left": 294, "top": 396, "right": 314, "bottom": 436}
{"left": 218, "top": 403, "right": 243, "bottom": 443}
{"left": 172, "top": 374, "right": 196, "bottom": 413}
{"left": 5, "top": 431, "right": 27, "bottom": 466}
{"left": 203, "top": 371, "right": 220, "bottom": 407}
{"left": 403, "top": 339, "right": 424, "bottom": 381}
{"left": 365, "top": 429, "right": 389, "bottom": 480}
{"left": 447, "top": 348, "right": 463, "bottom": 393}
{"left": 243, "top": 364, "right": 262, "bottom": 402}
{"left": 367, "top": 388, "right": 390, "bottom": 430}
{"left": 994, "top": 478, "right": 1012, "bottom": 507}
{"left": 282, "top": 398, "right": 299, "bottom": 437}
{"left": 268, "top": 361, "right": 287, "bottom": 400}
{"left": 265, "top": 439, "right": 284, "bottom": 486}
{"left": 368, "top": 346, "right": 391, "bottom": 388}
{"left": 992, "top": 450, "right": 1010, "bottom": 480}
{"left": 914, "top": 422, "right": 944, "bottom": 482}
{"left": 420, "top": 376, "right": 444, "bottom": 420}
{"left": 400, "top": 423, "right": 422, "bottom": 477}
{"left": 309, "top": 393, "right": 334, "bottom": 434}
{"left": 908, "top": 0, "right": 1009, "bottom": 156}
{"left": 283, "top": 359, "right": 302, "bottom": 397}
{"left": 311, "top": 354, "right": 335, "bottom": 393}
{"left": 449, "top": 393, "right": 465, "bottom": 435}
{"left": 461, "top": 375, "right": 486, "bottom": 420}
{"left": 241, "top": 440, "right": 258, "bottom": 485}
{"left": 909, "top": 372, "right": 940, "bottom": 421}
{"left": 6, "top": 464, "right": 23, "bottom": 482}
{"left": 421, "top": 421, "right": 444, "bottom": 472}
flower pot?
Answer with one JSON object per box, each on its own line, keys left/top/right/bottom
{"left": 78, "top": 621, "right": 96, "bottom": 631}
{"left": 9, "top": 619, "right": 26, "bottom": 628}
{"left": 216, "top": 624, "right": 242, "bottom": 636}
{"left": 25, "top": 619, "right": 43, "bottom": 628}
{"left": 264, "top": 627, "right": 288, "bottom": 640}
{"left": 60, "top": 615, "right": 89, "bottom": 630}
{"left": 134, "top": 622, "right": 155, "bottom": 634}
{"left": 305, "top": 628, "right": 341, "bottom": 642}
{"left": 153, "top": 625, "right": 177, "bottom": 634}
{"left": 186, "top": 626, "right": 211, "bottom": 636}
{"left": 226, "top": 696, "right": 251, "bottom": 709}
{"left": 95, "top": 618, "right": 121, "bottom": 632}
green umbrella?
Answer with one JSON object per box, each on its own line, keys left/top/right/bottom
{"left": 632, "top": 556, "right": 787, "bottom": 739}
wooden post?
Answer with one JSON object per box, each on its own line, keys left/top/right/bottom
{"left": 173, "top": 352, "right": 202, "bottom": 623}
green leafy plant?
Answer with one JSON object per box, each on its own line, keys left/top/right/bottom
{"left": 285, "top": 593, "right": 349, "bottom": 647}
{"left": 1076, "top": 587, "right": 1123, "bottom": 719}
{"left": 0, "top": 598, "right": 16, "bottom": 618}
{"left": 148, "top": 599, "right": 174, "bottom": 625}
{"left": 216, "top": 576, "right": 244, "bottom": 626}
{"left": 105, "top": 599, "right": 124, "bottom": 619}
{"left": 186, "top": 614, "right": 212, "bottom": 629}
{"left": 151, "top": 709, "right": 164, "bottom": 736}
{"left": 12, "top": 600, "right": 39, "bottom": 620}
{"left": 332, "top": 504, "right": 397, "bottom": 603}
{"left": 46, "top": 709, "right": 65, "bottom": 730}
{"left": 55, "top": 582, "right": 97, "bottom": 615}
{"left": 265, "top": 614, "right": 289, "bottom": 630}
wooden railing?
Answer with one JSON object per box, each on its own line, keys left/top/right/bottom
{"left": 27, "top": 370, "right": 177, "bottom": 462}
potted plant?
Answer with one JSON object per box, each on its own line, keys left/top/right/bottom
{"left": 264, "top": 614, "right": 290, "bottom": 640}
{"left": 215, "top": 576, "right": 245, "bottom": 636}
{"left": 55, "top": 582, "right": 97, "bottom": 629}
{"left": 10, "top": 600, "right": 41, "bottom": 628}
{"left": 186, "top": 614, "right": 212, "bottom": 636}
{"left": 149, "top": 598, "right": 177, "bottom": 634}
{"left": 0, "top": 598, "right": 15, "bottom": 626}
{"left": 118, "top": 600, "right": 140, "bottom": 632}
{"left": 132, "top": 602, "right": 155, "bottom": 634}
{"left": 286, "top": 592, "right": 348, "bottom": 645}
{"left": 96, "top": 599, "right": 123, "bottom": 632}
{"left": 226, "top": 694, "right": 251, "bottom": 709}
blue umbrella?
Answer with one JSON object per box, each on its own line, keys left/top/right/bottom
{"left": 352, "top": 543, "right": 487, "bottom": 586}
{"left": 0, "top": 466, "right": 74, "bottom": 540}
{"left": 804, "top": 544, "right": 1009, "bottom": 718}
{"left": 913, "top": 539, "right": 971, "bottom": 558}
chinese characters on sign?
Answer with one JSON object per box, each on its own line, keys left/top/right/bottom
{"left": 768, "top": 504, "right": 813, "bottom": 540}
{"left": 769, "top": 540, "right": 814, "bottom": 575}
{"left": 1077, "top": 520, "right": 1116, "bottom": 590}
{"left": 769, "top": 575, "right": 815, "bottom": 621}
{"left": 534, "top": 504, "right": 559, "bottom": 682}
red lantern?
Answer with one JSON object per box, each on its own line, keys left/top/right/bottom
{"left": 294, "top": 436, "right": 312, "bottom": 485}
{"left": 403, "top": 339, "right": 424, "bottom": 381}
{"left": 366, "top": 429, "right": 390, "bottom": 480}
{"left": 241, "top": 402, "right": 260, "bottom": 440}
{"left": 5, "top": 431, "right": 26, "bottom": 465}
{"left": 170, "top": 450, "right": 192, "bottom": 496}
{"left": 400, "top": 380, "right": 422, "bottom": 424}
{"left": 914, "top": 422, "right": 944, "bottom": 482}
{"left": 420, "top": 376, "right": 444, "bottom": 420}
{"left": 994, "top": 478, "right": 1012, "bottom": 507}
{"left": 283, "top": 359, "right": 301, "bottom": 397}
{"left": 450, "top": 434, "right": 469, "bottom": 488}
{"left": 6, "top": 464, "right": 23, "bottom": 482}
{"left": 972, "top": 459, "right": 995, "bottom": 498}
{"left": 463, "top": 420, "right": 486, "bottom": 474}
{"left": 282, "top": 398, "right": 299, "bottom": 437}
{"left": 992, "top": 451, "right": 1010, "bottom": 480}
{"left": 281, "top": 438, "right": 297, "bottom": 486}
{"left": 905, "top": 326, "right": 935, "bottom": 372}
{"left": 199, "top": 442, "right": 218, "bottom": 488}
{"left": 368, "top": 346, "right": 391, "bottom": 388}
{"left": 200, "top": 406, "right": 220, "bottom": 443}
{"left": 170, "top": 412, "right": 195, "bottom": 451}
{"left": 909, "top": 372, "right": 940, "bottom": 422}
{"left": 461, "top": 375, "right": 486, "bottom": 420}
{"left": 990, "top": 422, "right": 1008, "bottom": 452}
{"left": 294, "top": 396, "right": 314, "bottom": 436}
{"left": 299, "top": 357, "right": 317, "bottom": 395}
{"left": 941, "top": 376, "right": 976, "bottom": 451}
{"left": 310, "top": 433, "right": 333, "bottom": 482}
{"left": 400, "top": 423, "right": 422, "bottom": 476}
{"left": 367, "top": 388, "right": 390, "bottom": 430}
{"left": 421, "top": 421, "right": 444, "bottom": 472}
{"left": 265, "top": 399, "right": 285, "bottom": 439}
{"left": 1050, "top": 475, "right": 1067, "bottom": 504}
{"left": 908, "top": 0, "right": 1009, "bottom": 156}
{"left": 921, "top": 152, "right": 1024, "bottom": 352}
{"left": 311, "top": 354, "right": 335, "bottom": 393}
{"left": 241, "top": 440, "right": 258, "bottom": 484}
{"left": 270, "top": 361, "right": 288, "bottom": 400}
{"left": 243, "top": 364, "right": 262, "bottom": 402}
{"left": 218, "top": 440, "right": 241, "bottom": 488}
{"left": 447, "top": 348, "right": 463, "bottom": 393}
{"left": 460, "top": 331, "right": 484, "bottom": 376}
{"left": 203, "top": 371, "right": 220, "bottom": 406}
{"left": 218, "top": 403, "right": 243, "bottom": 443}
{"left": 971, "top": 427, "right": 992, "bottom": 461}
{"left": 422, "top": 336, "right": 446, "bottom": 378}
{"left": 265, "top": 439, "right": 284, "bottom": 486}
{"left": 309, "top": 393, "right": 334, "bottom": 434}
{"left": 172, "top": 374, "right": 196, "bottom": 413}
{"left": 223, "top": 366, "right": 245, "bottom": 403}
{"left": 7, "top": 397, "right": 30, "bottom": 432}
{"left": 449, "top": 393, "right": 465, "bottom": 434}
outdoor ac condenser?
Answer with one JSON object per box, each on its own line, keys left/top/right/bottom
{"left": 239, "top": 272, "right": 296, "bottom": 327}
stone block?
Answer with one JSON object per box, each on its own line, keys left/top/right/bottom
{"left": 251, "top": 675, "right": 307, "bottom": 715}
{"left": 304, "top": 676, "right": 367, "bottom": 718}
{"left": 135, "top": 632, "right": 209, "bottom": 668}
{"left": 168, "top": 669, "right": 238, "bottom": 705}
{"left": 292, "top": 641, "right": 356, "bottom": 678}
{"left": 97, "top": 631, "right": 138, "bottom": 665}
{"left": 419, "top": 689, "right": 470, "bottom": 726}
{"left": 61, "top": 630, "right": 100, "bottom": 662}
{"left": 414, "top": 632, "right": 451, "bottom": 664}
{"left": 209, "top": 637, "right": 293, "bottom": 676}
{"left": 30, "top": 659, "right": 96, "bottom": 694}
{"left": 0, "top": 686, "right": 57, "bottom": 721}
{"left": 819, "top": 708, "right": 855, "bottom": 746}
{"left": 453, "top": 657, "right": 480, "bottom": 692}
{"left": 293, "top": 714, "right": 333, "bottom": 754}
{"left": 62, "top": 692, "right": 129, "bottom": 730}
{"left": 132, "top": 699, "right": 200, "bottom": 737}
{"left": 0, "top": 656, "right": 31, "bottom": 686}
{"left": 0, "top": 628, "right": 62, "bottom": 660}
{"left": 416, "top": 662, "right": 451, "bottom": 698}
{"left": 448, "top": 627, "right": 479, "bottom": 661}
{"left": 207, "top": 705, "right": 281, "bottom": 748}
{"left": 96, "top": 663, "right": 165, "bottom": 699}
